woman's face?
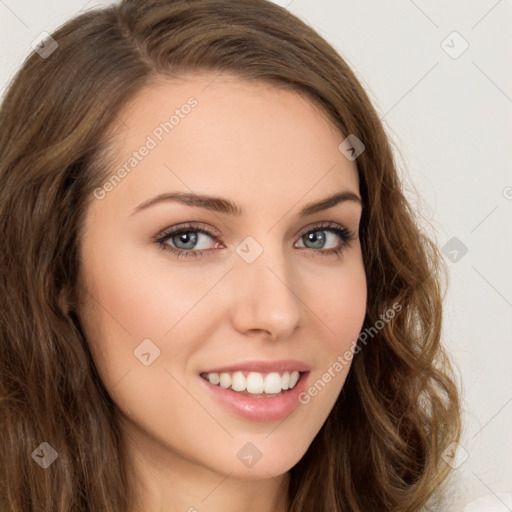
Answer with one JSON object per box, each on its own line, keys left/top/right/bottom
{"left": 77, "top": 72, "right": 366, "bottom": 482}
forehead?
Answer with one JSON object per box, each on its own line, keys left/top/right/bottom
{"left": 98, "top": 72, "right": 359, "bottom": 212}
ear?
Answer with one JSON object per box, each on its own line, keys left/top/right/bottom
{"left": 58, "top": 286, "right": 75, "bottom": 315}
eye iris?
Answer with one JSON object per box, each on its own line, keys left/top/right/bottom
{"left": 174, "top": 231, "right": 198, "bottom": 250}
{"left": 304, "top": 230, "right": 325, "bottom": 249}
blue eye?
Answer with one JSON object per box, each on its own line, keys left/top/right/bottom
{"left": 155, "top": 221, "right": 356, "bottom": 259}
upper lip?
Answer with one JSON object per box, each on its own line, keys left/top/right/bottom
{"left": 200, "top": 359, "right": 312, "bottom": 374}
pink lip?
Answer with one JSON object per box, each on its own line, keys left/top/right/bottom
{"left": 198, "top": 370, "right": 311, "bottom": 422}
{"left": 200, "top": 359, "right": 312, "bottom": 374}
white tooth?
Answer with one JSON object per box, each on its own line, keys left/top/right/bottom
{"left": 246, "top": 372, "right": 264, "bottom": 394}
{"left": 264, "top": 372, "right": 282, "bottom": 394}
{"left": 289, "top": 371, "right": 300, "bottom": 388}
{"left": 208, "top": 372, "right": 220, "bottom": 385}
{"left": 219, "top": 372, "right": 231, "bottom": 389}
{"left": 281, "top": 371, "right": 290, "bottom": 390}
{"left": 231, "top": 371, "right": 247, "bottom": 391}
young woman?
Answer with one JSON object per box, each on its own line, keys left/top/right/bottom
{"left": 0, "top": 1, "right": 461, "bottom": 510}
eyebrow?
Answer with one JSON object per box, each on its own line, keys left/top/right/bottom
{"left": 130, "top": 190, "right": 362, "bottom": 217}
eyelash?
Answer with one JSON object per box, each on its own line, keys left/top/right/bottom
{"left": 154, "top": 221, "right": 357, "bottom": 260}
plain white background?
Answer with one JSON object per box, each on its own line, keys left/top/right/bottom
{"left": 1, "top": 1, "right": 511, "bottom": 510}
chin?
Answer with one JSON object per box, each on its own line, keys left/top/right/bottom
{"left": 206, "top": 437, "right": 309, "bottom": 480}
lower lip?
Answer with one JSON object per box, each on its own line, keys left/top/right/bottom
{"left": 198, "top": 372, "right": 310, "bottom": 422}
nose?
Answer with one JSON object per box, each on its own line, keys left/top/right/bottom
{"left": 229, "top": 244, "right": 302, "bottom": 341}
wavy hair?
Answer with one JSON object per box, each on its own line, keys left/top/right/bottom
{"left": 0, "top": 0, "right": 461, "bottom": 510}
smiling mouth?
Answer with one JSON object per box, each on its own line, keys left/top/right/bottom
{"left": 199, "top": 370, "right": 304, "bottom": 397}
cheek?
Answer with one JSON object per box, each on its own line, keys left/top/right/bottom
{"left": 296, "top": 269, "right": 366, "bottom": 439}
{"left": 302, "top": 255, "right": 366, "bottom": 405}
{"left": 315, "top": 255, "right": 367, "bottom": 350}
{"left": 82, "top": 239, "right": 215, "bottom": 341}
{"left": 77, "top": 246, "right": 203, "bottom": 434}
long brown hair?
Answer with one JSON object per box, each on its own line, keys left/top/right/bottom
{"left": 0, "top": 0, "right": 461, "bottom": 510}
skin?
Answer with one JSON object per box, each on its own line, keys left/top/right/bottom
{"left": 76, "top": 72, "right": 367, "bottom": 512}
